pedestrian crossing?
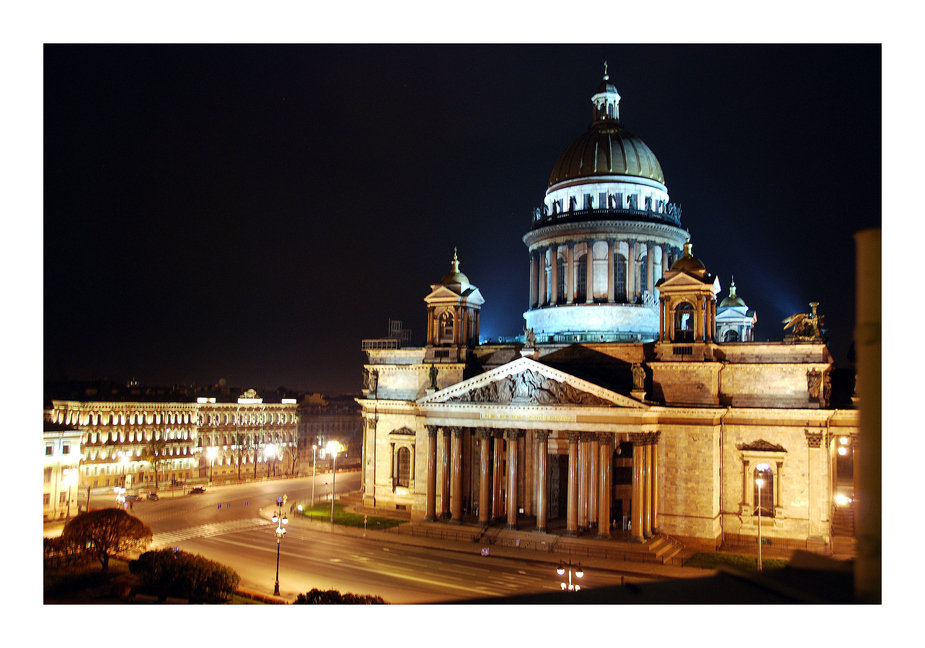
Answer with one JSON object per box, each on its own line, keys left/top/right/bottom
{"left": 151, "top": 518, "right": 272, "bottom": 548}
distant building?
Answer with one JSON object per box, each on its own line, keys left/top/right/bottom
{"left": 43, "top": 422, "right": 82, "bottom": 520}
{"left": 298, "top": 394, "right": 363, "bottom": 464}
{"left": 44, "top": 387, "right": 298, "bottom": 498}
{"left": 358, "top": 70, "right": 858, "bottom": 553}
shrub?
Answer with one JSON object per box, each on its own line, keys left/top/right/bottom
{"left": 130, "top": 548, "right": 240, "bottom": 603}
{"left": 61, "top": 508, "right": 153, "bottom": 572}
{"left": 293, "top": 588, "right": 386, "bottom": 604}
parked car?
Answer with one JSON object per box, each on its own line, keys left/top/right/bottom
{"left": 147, "top": 492, "right": 160, "bottom": 501}
{"left": 126, "top": 494, "right": 141, "bottom": 503}
{"left": 189, "top": 486, "right": 206, "bottom": 494}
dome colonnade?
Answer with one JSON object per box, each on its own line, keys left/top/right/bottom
{"left": 524, "top": 66, "right": 688, "bottom": 342}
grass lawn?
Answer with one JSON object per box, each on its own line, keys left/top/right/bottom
{"left": 685, "top": 552, "right": 789, "bottom": 571}
{"left": 294, "top": 502, "right": 404, "bottom": 530}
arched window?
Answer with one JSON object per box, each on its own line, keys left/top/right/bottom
{"left": 439, "top": 310, "right": 454, "bottom": 342}
{"left": 724, "top": 329, "right": 739, "bottom": 342}
{"left": 396, "top": 447, "right": 411, "bottom": 488}
{"left": 754, "top": 463, "right": 774, "bottom": 517}
{"left": 674, "top": 302, "right": 694, "bottom": 342}
{"left": 576, "top": 255, "right": 588, "bottom": 302}
{"left": 556, "top": 256, "right": 566, "bottom": 303}
{"left": 614, "top": 253, "right": 627, "bottom": 302}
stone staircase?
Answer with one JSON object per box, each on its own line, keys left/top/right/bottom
{"left": 832, "top": 502, "right": 856, "bottom": 558}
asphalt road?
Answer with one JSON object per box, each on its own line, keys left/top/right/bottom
{"left": 127, "top": 473, "right": 635, "bottom": 603}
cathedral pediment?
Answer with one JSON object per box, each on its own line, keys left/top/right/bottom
{"left": 418, "top": 357, "right": 645, "bottom": 408}
{"left": 425, "top": 284, "right": 485, "bottom": 304}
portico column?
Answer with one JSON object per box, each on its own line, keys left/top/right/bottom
{"left": 534, "top": 430, "right": 549, "bottom": 533}
{"left": 424, "top": 426, "right": 438, "bottom": 521}
{"left": 449, "top": 427, "right": 464, "bottom": 523}
{"left": 643, "top": 440, "right": 652, "bottom": 538}
{"left": 651, "top": 432, "right": 660, "bottom": 534}
{"left": 492, "top": 431, "right": 504, "bottom": 520}
{"left": 597, "top": 433, "right": 613, "bottom": 539}
{"left": 566, "top": 432, "right": 579, "bottom": 536}
{"left": 529, "top": 253, "right": 537, "bottom": 309}
{"left": 631, "top": 433, "right": 645, "bottom": 542}
{"left": 589, "top": 434, "right": 599, "bottom": 529}
{"left": 440, "top": 427, "right": 451, "bottom": 519}
{"left": 578, "top": 432, "right": 590, "bottom": 531}
{"left": 506, "top": 430, "right": 522, "bottom": 529}
{"left": 646, "top": 241, "right": 655, "bottom": 294}
{"left": 478, "top": 429, "right": 491, "bottom": 524}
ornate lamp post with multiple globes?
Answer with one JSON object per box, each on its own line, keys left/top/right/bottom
{"left": 271, "top": 495, "right": 288, "bottom": 595}
{"left": 557, "top": 559, "right": 584, "bottom": 591}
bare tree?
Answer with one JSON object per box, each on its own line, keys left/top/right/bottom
{"left": 140, "top": 437, "right": 169, "bottom": 490}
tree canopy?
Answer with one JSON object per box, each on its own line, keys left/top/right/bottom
{"left": 61, "top": 508, "right": 153, "bottom": 572}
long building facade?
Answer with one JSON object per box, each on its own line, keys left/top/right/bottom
{"left": 358, "top": 70, "right": 859, "bottom": 552}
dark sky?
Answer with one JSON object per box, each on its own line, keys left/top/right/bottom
{"left": 44, "top": 44, "right": 881, "bottom": 396}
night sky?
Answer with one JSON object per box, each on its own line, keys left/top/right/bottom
{"left": 43, "top": 44, "right": 881, "bottom": 396}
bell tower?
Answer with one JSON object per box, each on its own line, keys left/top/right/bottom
{"left": 654, "top": 236, "right": 720, "bottom": 361}
{"left": 424, "top": 249, "right": 484, "bottom": 363}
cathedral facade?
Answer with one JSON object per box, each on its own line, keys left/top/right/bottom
{"left": 358, "top": 70, "right": 858, "bottom": 552}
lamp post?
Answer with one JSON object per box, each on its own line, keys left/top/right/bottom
{"left": 756, "top": 476, "right": 764, "bottom": 571}
{"left": 271, "top": 495, "right": 288, "bottom": 596}
{"left": 327, "top": 441, "right": 342, "bottom": 524}
{"left": 265, "top": 443, "right": 277, "bottom": 479}
{"left": 311, "top": 444, "right": 317, "bottom": 507}
{"left": 557, "top": 559, "right": 584, "bottom": 591}
{"left": 207, "top": 446, "right": 217, "bottom": 484}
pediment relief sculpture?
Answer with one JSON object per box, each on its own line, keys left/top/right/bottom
{"left": 448, "top": 369, "right": 612, "bottom": 406}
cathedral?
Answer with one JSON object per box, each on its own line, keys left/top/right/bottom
{"left": 358, "top": 69, "right": 858, "bottom": 552}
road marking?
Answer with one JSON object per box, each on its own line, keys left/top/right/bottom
{"left": 150, "top": 518, "right": 271, "bottom": 547}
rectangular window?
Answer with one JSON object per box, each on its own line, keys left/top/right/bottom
{"left": 46, "top": 444, "right": 54, "bottom": 456}
{"left": 44, "top": 467, "right": 52, "bottom": 484}
{"left": 62, "top": 444, "right": 70, "bottom": 455}
{"left": 60, "top": 492, "right": 67, "bottom": 504}
{"left": 44, "top": 493, "right": 50, "bottom": 505}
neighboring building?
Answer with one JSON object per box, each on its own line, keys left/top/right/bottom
{"left": 716, "top": 278, "right": 757, "bottom": 342}
{"left": 44, "top": 388, "right": 298, "bottom": 496}
{"left": 297, "top": 394, "right": 363, "bottom": 465}
{"left": 43, "top": 422, "right": 82, "bottom": 520}
{"left": 357, "top": 70, "right": 858, "bottom": 553}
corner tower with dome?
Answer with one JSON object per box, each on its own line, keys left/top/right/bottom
{"left": 524, "top": 65, "right": 689, "bottom": 342}
{"left": 358, "top": 67, "right": 856, "bottom": 559}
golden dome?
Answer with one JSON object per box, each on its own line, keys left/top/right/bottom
{"left": 670, "top": 238, "right": 706, "bottom": 273}
{"left": 549, "top": 121, "right": 665, "bottom": 187}
{"left": 440, "top": 248, "right": 470, "bottom": 288}
{"left": 720, "top": 278, "right": 747, "bottom": 307}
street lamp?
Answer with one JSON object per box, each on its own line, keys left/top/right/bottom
{"left": 119, "top": 451, "right": 129, "bottom": 487}
{"left": 557, "top": 559, "right": 584, "bottom": 591}
{"left": 207, "top": 446, "right": 217, "bottom": 484}
{"left": 756, "top": 475, "right": 764, "bottom": 571}
{"left": 270, "top": 495, "right": 288, "bottom": 596}
{"left": 327, "top": 441, "right": 343, "bottom": 524}
{"left": 265, "top": 443, "right": 277, "bottom": 479}
{"left": 311, "top": 444, "right": 317, "bottom": 507}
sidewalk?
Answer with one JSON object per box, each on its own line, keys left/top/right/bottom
{"left": 264, "top": 499, "right": 716, "bottom": 583}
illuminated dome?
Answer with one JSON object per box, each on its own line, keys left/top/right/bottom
{"left": 549, "top": 121, "right": 665, "bottom": 186}
{"left": 670, "top": 239, "right": 706, "bottom": 274}
{"left": 440, "top": 248, "right": 470, "bottom": 289}
{"left": 719, "top": 278, "right": 747, "bottom": 308}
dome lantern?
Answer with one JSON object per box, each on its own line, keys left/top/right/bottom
{"left": 591, "top": 61, "right": 621, "bottom": 122}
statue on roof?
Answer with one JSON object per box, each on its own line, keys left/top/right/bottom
{"left": 783, "top": 302, "right": 825, "bottom": 342}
